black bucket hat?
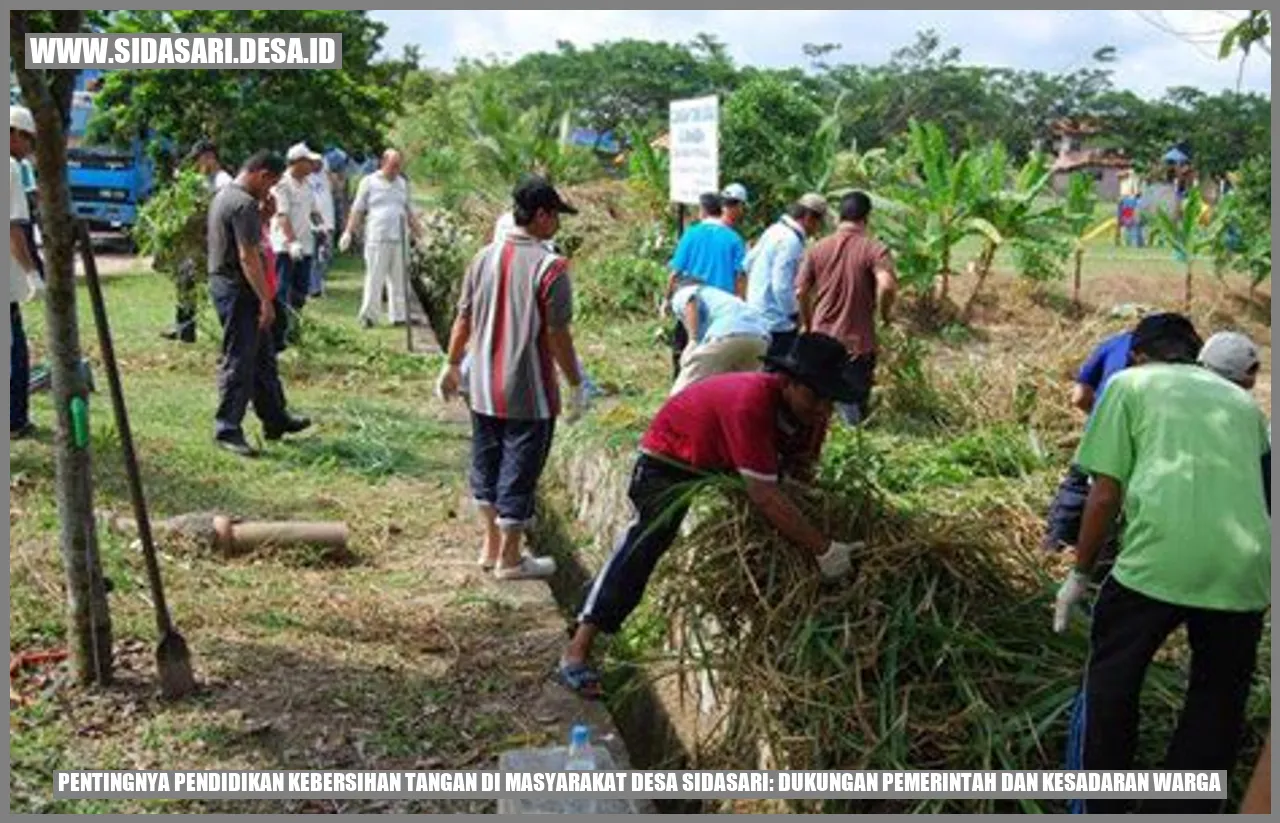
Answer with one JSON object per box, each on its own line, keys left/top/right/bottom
{"left": 762, "top": 333, "right": 864, "bottom": 404}
{"left": 513, "top": 175, "right": 577, "bottom": 215}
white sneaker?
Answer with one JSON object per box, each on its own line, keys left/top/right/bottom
{"left": 494, "top": 554, "right": 556, "bottom": 580}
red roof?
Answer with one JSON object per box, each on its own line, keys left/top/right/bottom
{"left": 1052, "top": 149, "right": 1133, "bottom": 173}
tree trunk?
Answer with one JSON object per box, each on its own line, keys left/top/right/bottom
{"left": 1071, "top": 248, "right": 1083, "bottom": 307}
{"left": 14, "top": 14, "right": 113, "bottom": 686}
{"left": 939, "top": 246, "right": 951, "bottom": 302}
{"left": 960, "top": 243, "right": 997, "bottom": 322}
{"left": 1183, "top": 260, "right": 1194, "bottom": 311}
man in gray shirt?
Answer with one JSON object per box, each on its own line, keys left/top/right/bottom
{"left": 208, "top": 150, "right": 310, "bottom": 457}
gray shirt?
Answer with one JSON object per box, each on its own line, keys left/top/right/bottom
{"left": 207, "top": 183, "right": 261, "bottom": 282}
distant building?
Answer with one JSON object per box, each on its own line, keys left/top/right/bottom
{"left": 1048, "top": 117, "right": 1133, "bottom": 201}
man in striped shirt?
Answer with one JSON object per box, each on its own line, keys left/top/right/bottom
{"left": 437, "top": 177, "right": 588, "bottom": 580}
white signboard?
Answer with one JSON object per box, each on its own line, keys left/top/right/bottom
{"left": 668, "top": 95, "right": 719, "bottom": 205}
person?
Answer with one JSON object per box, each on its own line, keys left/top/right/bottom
{"left": 269, "top": 142, "right": 323, "bottom": 314}
{"left": 558, "top": 333, "right": 865, "bottom": 699}
{"left": 323, "top": 148, "right": 349, "bottom": 253}
{"left": 746, "top": 193, "right": 828, "bottom": 359}
{"left": 664, "top": 192, "right": 748, "bottom": 379}
{"left": 435, "top": 176, "right": 588, "bottom": 581}
{"left": 162, "top": 139, "right": 232, "bottom": 344}
{"left": 208, "top": 150, "right": 311, "bottom": 457}
{"left": 341, "top": 149, "right": 423, "bottom": 328}
{"left": 1117, "top": 191, "right": 1143, "bottom": 248}
{"left": 1198, "top": 330, "right": 1260, "bottom": 391}
{"left": 307, "top": 154, "right": 337, "bottom": 298}
{"left": 669, "top": 282, "right": 771, "bottom": 397}
{"left": 1056, "top": 313, "right": 1271, "bottom": 814}
{"left": 10, "top": 105, "right": 39, "bottom": 439}
{"left": 1042, "top": 326, "right": 1135, "bottom": 555}
{"left": 720, "top": 182, "right": 748, "bottom": 228}
{"left": 795, "top": 190, "right": 897, "bottom": 426}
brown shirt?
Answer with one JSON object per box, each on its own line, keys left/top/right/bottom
{"left": 796, "top": 223, "right": 895, "bottom": 357}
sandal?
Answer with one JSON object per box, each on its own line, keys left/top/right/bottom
{"left": 557, "top": 659, "right": 604, "bottom": 700}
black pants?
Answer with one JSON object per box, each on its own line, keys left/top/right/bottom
{"left": 1067, "top": 578, "right": 1264, "bottom": 814}
{"left": 172, "top": 257, "right": 199, "bottom": 343}
{"left": 1043, "top": 464, "right": 1122, "bottom": 580}
{"left": 276, "top": 254, "right": 313, "bottom": 312}
{"left": 10, "top": 303, "right": 30, "bottom": 432}
{"left": 765, "top": 329, "right": 797, "bottom": 360}
{"left": 670, "top": 319, "right": 689, "bottom": 381}
{"left": 578, "top": 454, "right": 702, "bottom": 634}
{"left": 469, "top": 412, "right": 555, "bottom": 530}
{"left": 211, "top": 276, "right": 289, "bottom": 439}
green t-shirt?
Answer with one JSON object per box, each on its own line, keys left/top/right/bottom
{"left": 1075, "top": 363, "right": 1271, "bottom": 612}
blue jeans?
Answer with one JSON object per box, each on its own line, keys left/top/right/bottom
{"left": 10, "top": 303, "right": 30, "bottom": 431}
{"left": 309, "top": 234, "right": 330, "bottom": 296}
{"left": 469, "top": 412, "right": 555, "bottom": 530}
{"left": 1124, "top": 224, "right": 1144, "bottom": 248}
{"left": 275, "top": 254, "right": 313, "bottom": 312}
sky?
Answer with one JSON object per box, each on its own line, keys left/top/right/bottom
{"left": 370, "top": 9, "right": 1271, "bottom": 99}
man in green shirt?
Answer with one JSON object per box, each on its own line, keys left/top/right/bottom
{"left": 1056, "top": 313, "right": 1271, "bottom": 814}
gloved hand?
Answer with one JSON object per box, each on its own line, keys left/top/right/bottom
{"left": 435, "top": 362, "right": 462, "bottom": 403}
{"left": 338, "top": 232, "right": 353, "bottom": 253}
{"left": 565, "top": 382, "right": 590, "bottom": 424}
{"left": 25, "top": 270, "right": 45, "bottom": 301}
{"left": 817, "top": 540, "right": 862, "bottom": 580}
{"left": 288, "top": 241, "right": 304, "bottom": 261}
{"left": 1053, "top": 569, "right": 1091, "bottom": 633}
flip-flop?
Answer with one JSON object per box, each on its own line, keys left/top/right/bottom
{"left": 557, "top": 659, "right": 604, "bottom": 700}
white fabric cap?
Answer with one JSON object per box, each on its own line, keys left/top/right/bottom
{"left": 286, "top": 142, "right": 322, "bottom": 164}
{"left": 1198, "top": 331, "right": 1260, "bottom": 384}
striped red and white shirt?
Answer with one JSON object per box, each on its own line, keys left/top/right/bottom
{"left": 458, "top": 230, "right": 574, "bottom": 420}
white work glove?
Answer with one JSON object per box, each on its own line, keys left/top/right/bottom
{"left": 338, "top": 232, "right": 352, "bottom": 253}
{"left": 435, "top": 362, "right": 462, "bottom": 403}
{"left": 288, "top": 240, "right": 304, "bottom": 261}
{"left": 816, "top": 540, "right": 861, "bottom": 580}
{"left": 565, "top": 382, "right": 590, "bottom": 424}
{"left": 1053, "top": 569, "right": 1091, "bottom": 633}
{"left": 25, "top": 270, "right": 45, "bottom": 301}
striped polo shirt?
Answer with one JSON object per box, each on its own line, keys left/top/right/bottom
{"left": 457, "top": 231, "right": 574, "bottom": 420}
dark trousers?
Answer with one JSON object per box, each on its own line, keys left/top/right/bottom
{"left": 211, "top": 277, "right": 289, "bottom": 439}
{"left": 172, "top": 257, "right": 199, "bottom": 343}
{"left": 1044, "top": 464, "right": 1122, "bottom": 578}
{"left": 276, "top": 254, "right": 313, "bottom": 312}
{"left": 578, "top": 455, "right": 702, "bottom": 634}
{"left": 670, "top": 319, "right": 689, "bottom": 381}
{"left": 766, "top": 329, "right": 797, "bottom": 360}
{"left": 10, "top": 303, "right": 30, "bottom": 431}
{"left": 833, "top": 353, "right": 877, "bottom": 427}
{"left": 469, "top": 412, "right": 556, "bottom": 530}
{"left": 1067, "top": 578, "right": 1264, "bottom": 814}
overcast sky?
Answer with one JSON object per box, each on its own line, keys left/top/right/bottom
{"left": 370, "top": 9, "right": 1270, "bottom": 99}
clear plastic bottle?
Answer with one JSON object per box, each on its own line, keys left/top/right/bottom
{"left": 564, "top": 724, "right": 596, "bottom": 771}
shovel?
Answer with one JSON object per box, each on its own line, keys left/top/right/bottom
{"left": 77, "top": 222, "right": 196, "bottom": 699}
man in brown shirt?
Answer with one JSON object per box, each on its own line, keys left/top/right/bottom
{"left": 795, "top": 190, "right": 897, "bottom": 426}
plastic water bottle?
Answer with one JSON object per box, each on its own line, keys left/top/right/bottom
{"left": 564, "top": 725, "right": 596, "bottom": 771}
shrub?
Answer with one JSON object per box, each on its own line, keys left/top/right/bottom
{"left": 575, "top": 255, "right": 666, "bottom": 321}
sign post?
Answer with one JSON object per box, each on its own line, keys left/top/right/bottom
{"left": 668, "top": 95, "right": 719, "bottom": 237}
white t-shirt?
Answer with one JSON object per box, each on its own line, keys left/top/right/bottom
{"left": 269, "top": 172, "right": 319, "bottom": 255}
{"left": 209, "top": 169, "right": 233, "bottom": 192}
{"left": 352, "top": 171, "right": 411, "bottom": 244}
{"left": 308, "top": 171, "right": 335, "bottom": 232}
{"left": 10, "top": 157, "right": 32, "bottom": 304}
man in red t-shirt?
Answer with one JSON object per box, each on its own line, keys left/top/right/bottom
{"left": 557, "top": 333, "right": 867, "bottom": 698}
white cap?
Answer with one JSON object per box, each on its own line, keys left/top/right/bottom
{"left": 1198, "top": 331, "right": 1260, "bottom": 384}
{"left": 10, "top": 105, "right": 35, "bottom": 136}
{"left": 721, "top": 182, "right": 748, "bottom": 204}
{"left": 286, "top": 142, "right": 322, "bottom": 164}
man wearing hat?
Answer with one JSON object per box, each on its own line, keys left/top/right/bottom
{"left": 720, "top": 182, "right": 749, "bottom": 228}
{"left": 796, "top": 190, "right": 897, "bottom": 426}
{"left": 340, "top": 148, "right": 422, "bottom": 328}
{"left": 746, "top": 193, "right": 828, "bottom": 359}
{"left": 1057, "top": 313, "right": 1271, "bottom": 813}
{"left": 1198, "top": 330, "right": 1261, "bottom": 392}
{"left": 10, "top": 105, "right": 40, "bottom": 438}
{"left": 558, "top": 333, "right": 864, "bottom": 698}
{"left": 436, "top": 176, "right": 587, "bottom": 582}
{"left": 270, "top": 142, "right": 324, "bottom": 313}
{"left": 664, "top": 191, "right": 749, "bottom": 379}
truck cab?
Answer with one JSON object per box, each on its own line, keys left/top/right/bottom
{"left": 66, "top": 76, "right": 156, "bottom": 234}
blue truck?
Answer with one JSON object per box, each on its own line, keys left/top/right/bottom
{"left": 66, "top": 69, "right": 156, "bottom": 234}
{"left": 11, "top": 69, "right": 156, "bottom": 237}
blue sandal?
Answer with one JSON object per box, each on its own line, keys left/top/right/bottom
{"left": 557, "top": 660, "right": 604, "bottom": 700}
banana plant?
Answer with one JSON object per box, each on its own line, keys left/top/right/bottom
{"left": 901, "top": 119, "right": 979, "bottom": 301}
{"left": 1062, "top": 172, "right": 1099, "bottom": 307}
{"left": 624, "top": 126, "right": 670, "bottom": 217}
{"left": 1209, "top": 190, "right": 1272, "bottom": 304}
{"left": 1149, "top": 187, "right": 1214, "bottom": 310}
{"left": 961, "top": 146, "right": 1065, "bottom": 320}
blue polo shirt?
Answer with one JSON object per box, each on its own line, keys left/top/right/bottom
{"left": 669, "top": 219, "right": 746, "bottom": 296}
{"left": 1078, "top": 331, "right": 1134, "bottom": 413}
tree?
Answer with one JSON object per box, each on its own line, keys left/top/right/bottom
{"left": 1062, "top": 172, "right": 1100, "bottom": 306}
{"left": 11, "top": 10, "right": 114, "bottom": 685}
{"left": 88, "top": 11, "right": 400, "bottom": 169}
{"left": 1149, "top": 187, "right": 1214, "bottom": 310}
